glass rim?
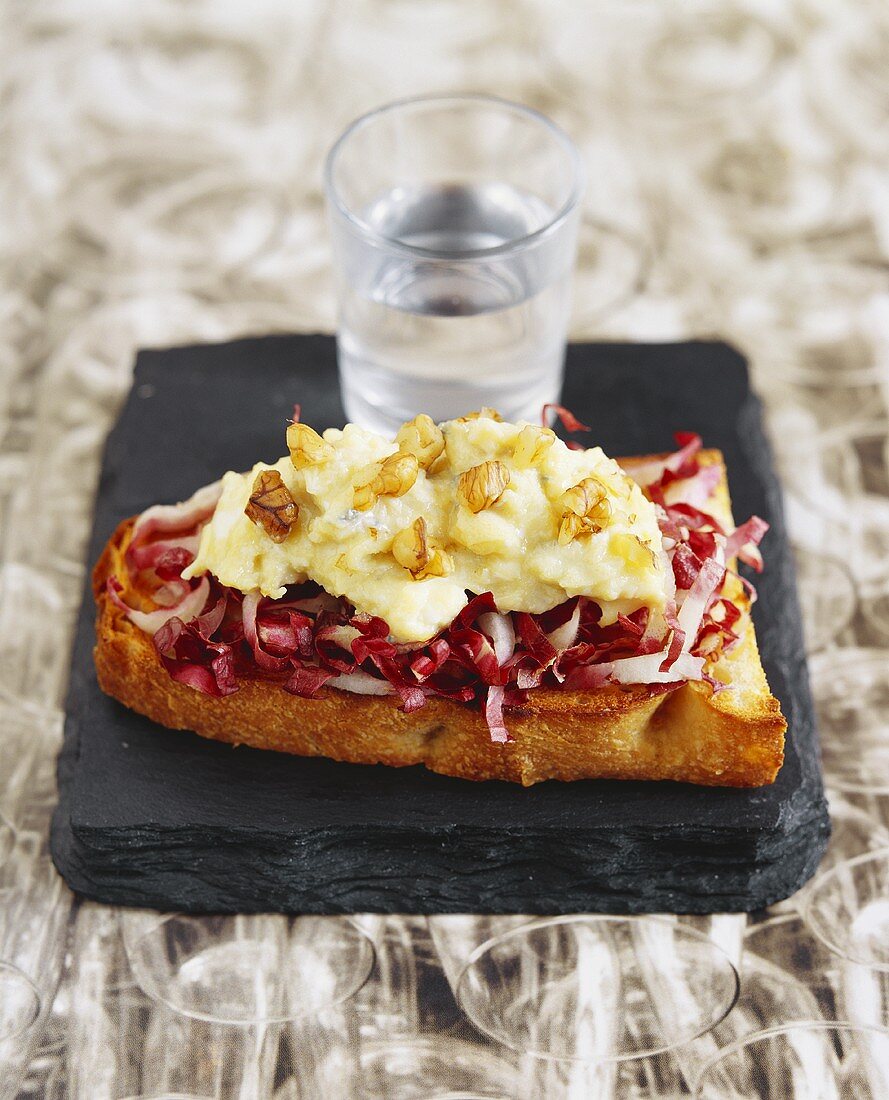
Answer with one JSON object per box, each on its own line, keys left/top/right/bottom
{"left": 125, "top": 913, "right": 377, "bottom": 1025}
{"left": 802, "top": 845, "right": 889, "bottom": 970}
{"left": 323, "top": 92, "right": 584, "bottom": 261}
{"left": 693, "top": 1019, "right": 889, "bottom": 1096}
{"left": 454, "top": 913, "right": 740, "bottom": 1064}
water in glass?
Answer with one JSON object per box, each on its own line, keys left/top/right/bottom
{"left": 337, "top": 181, "right": 572, "bottom": 434}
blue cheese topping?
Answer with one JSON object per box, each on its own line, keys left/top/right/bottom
{"left": 184, "top": 412, "right": 673, "bottom": 643}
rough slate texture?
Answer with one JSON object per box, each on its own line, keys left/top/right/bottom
{"left": 51, "top": 336, "right": 830, "bottom": 914}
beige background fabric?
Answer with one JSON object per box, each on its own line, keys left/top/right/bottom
{"left": 2, "top": 1, "right": 889, "bottom": 1095}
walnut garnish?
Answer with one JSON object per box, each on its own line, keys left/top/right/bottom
{"left": 391, "top": 517, "right": 454, "bottom": 579}
{"left": 513, "top": 424, "right": 555, "bottom": 468}
{"left": 396, "top": 414, "right": 445, "bottom": 470}
{"left": 287, "top": 423, "right": 334, "bottom": 469}
{"left": 245, "top": 469, "right": 298, "bottom": 543}
{"left": 457, "top": 460, "right": 511, "bottom": 514}
{"left": 353, "top": 451, "right": 420, "bottom": 511}
{"left": 557, "top": 477, "right": 612, "bottom": 545}
{"left": 456, "top": 407, "right": 503, "bottom": 423}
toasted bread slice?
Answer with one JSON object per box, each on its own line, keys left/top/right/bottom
{"left": 93, "top": 451, "right": 785, "bottom": 787}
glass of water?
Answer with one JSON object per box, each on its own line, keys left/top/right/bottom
{"left": 324, "top": 93, "right": 583, "bottom": 434}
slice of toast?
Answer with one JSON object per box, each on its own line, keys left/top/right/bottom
{"left": 93, "top": 451, "right": 786, "bottom": 787}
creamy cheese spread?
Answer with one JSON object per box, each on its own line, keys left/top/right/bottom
{"left": 184, "top": 413, "right": 673, "bottom": 643}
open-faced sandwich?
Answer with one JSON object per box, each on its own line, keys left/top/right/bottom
{"left": 93, "top": 407, "right": 785, "bottom": 787}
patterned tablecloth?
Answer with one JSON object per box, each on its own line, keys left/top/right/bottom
{"left": 2, "top": 1, "right": 889, "bottom": 1096}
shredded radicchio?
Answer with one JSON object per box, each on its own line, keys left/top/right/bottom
{"left": 110, "top": 432, "right": 768, "bottom": 742}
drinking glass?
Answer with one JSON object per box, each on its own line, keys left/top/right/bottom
{"left": 693, "top": 1022, "right": 889, "bottom": 1099}
{"left": 123, "top": 913, "right": 375, "bottom": 1098}
{"left": 809, "top": 648, "right": 889, "bottom": 795}
{"left": 428, "top": 915, "right": 739, "bottom": 1064}
{"left": 324, "top": 93, "right": 583, "bottom": 434}
{"left": 0, "top": 962, "right": 40, "bottom": 1045}
{"left": 352, "top": 916, "right": 526, "bottom": 1098}
{"left": 743, "top": 914, "right": 838, "bottom": 1012}
{"left": 803, "top": 848, "right": 889, "bottom": 973}
{"left": 360, "top": 1037, "right": 523, "bottom": 1100}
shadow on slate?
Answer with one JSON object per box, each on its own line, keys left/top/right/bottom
{"left": 52, "top": 335, "right": 830, "bottom": 914}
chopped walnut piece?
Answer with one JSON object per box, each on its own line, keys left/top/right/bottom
{"left": 353, "top": 451, "right": 420, "bottom": 511}
{"left": 457, "top": 460, "right": 511, "bottom": 514}
{"left": 245, "top": 469, "right": 298, "bottom": 543}
{"left": 456, "top": 407, "right": 503, "bottom": 423}
{"left": 557, "top": 476, "right": 612, "bottom": 545}
{"left": 287, "top": 423, "right": 334, "bottom": 469}
{"left": 392, "top": 517, "right": 430, "bottom": 575}
{"left": 352, "top": 481, "right": 376, "bottom": 512}
{"left": 422, "top": 544, "right": 453, "bottom": 578}
{"left": 396, "top": 414, "right": 445, "bottom": 470}
{"left": 392, "top": 517, "right": 453, "bottom": 579}
{"left": 513, "top": 424, "right": 556, "bottom": 468}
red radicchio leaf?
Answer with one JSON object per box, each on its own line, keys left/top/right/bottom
{"left": 664, "top": 502, "right": 725, "bottom": 534}
{"left": 193, "top": 594, "right": 228, "bottom": 639}
{"left": 457, "top": 591, "right": 499, "bottom": 628}
{"left": 107, "top": 574, "right": 211, "bottom": 635}
{"left": 446, "top": 627, "right": 503, "bottom": 685}
{"left": 616, "top": 611, "right": 646, "bottom": 637}
{"left": 152, "top": 547, "right": 197, "bottom": 586}
{"left": 163, "top": 662, "right": 222, "bottom": 695}
{"left": 636, "top": 607, "right": 667, "bottom": 656}
{"left": 562, "top": 662, "right": 615, "bottom": 690}
{"left": 367, "top": 655, "right": 428, "bottom": 711}
{"left": 514, "top": 613, "right": 558, "bottom": 667}
{"left": 516, "top": 665, "right": 546, "bottom": 690}
{"left": 702, "top": 671, "right": 732, "bottom": 695}
{"left": 350, "top": 616, "right": 397, "bottom": 663}
{"left": 662, "top": 462, "right": 723, "bottom": 509}
{"left": 153, "top": 616, "right": 239, "bottom": 697}
{"left": 422, "top": 677, "right": 476, "bottom": 703}
{"left": 688, "top": 528, "right": 720, "bottom": 563}
{"left": 724, "top": 516, "right": 769, "bottom": 572}
{"left": 672, "top": 542, "right": 703, "bottom": 589}
{"left": 410, "top": 639, "right": 451, "bottom": 682}
{"left": 677, "top": 557, "right": 726, "bottom": 643}
{"left": 504, "top": 686, "right": 529, "bottom": 708}
{"left": 314, "top": 623, "right": 361, "bottom": 672}
{"left": 659, "top": 600, "right": 686, "bottom": 673}
{"left": 128, "top": 534, "right": 200, "bottom": 572}
{"left": 535, "top": 596, "right": 583, "bottom": 634}
{"left": 257, "top": 609, "right": 314, "bottom": 657}
{"left": 542, "top": 404, "right": 591, "bottom": 433}
{"left": 210, "top": 649, "right": 239, "bottom": 694}
{"left": 283, "top": 664, "right": 333, "bottom": 697}
{"left": 484, "top": 685, "right": 511, "bottom": 743}
{"left": 628, "top": 433, "right": 705, "bottom": 494}
{"left": 130, "top": 481, "right": 222, "bottom": 545}
{"left": 351, "top": 633, "right": 397, "bottom": 661}
{"left": 242, "top": 591, "right": 292, "bottom": 673}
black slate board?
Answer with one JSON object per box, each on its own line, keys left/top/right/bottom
{"left": 52, "top": 336, "right": 829, "bottom": 914}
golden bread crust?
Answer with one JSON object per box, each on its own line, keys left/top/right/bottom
{"left": 92, "top": 450, "right": 786, "bottom": 787}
